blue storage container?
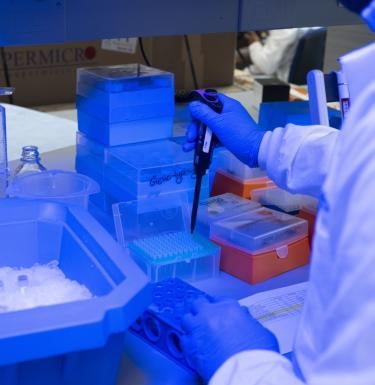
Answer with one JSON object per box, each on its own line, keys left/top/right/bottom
{"left": 90, "top": 193, "right": 117, "bottom": 235}
{"left": 0, "top": 199, "right": 150, "bottom": 385}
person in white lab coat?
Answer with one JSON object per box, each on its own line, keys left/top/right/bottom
{"left": 237, "top": 29, "right": 307, "bottom": 82}
{"left": 182, "top": 0, "right": 375, "bottom": 384}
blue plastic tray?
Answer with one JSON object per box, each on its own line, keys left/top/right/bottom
{"left": 0, "top": 199, "right": 151, "bottom": 385}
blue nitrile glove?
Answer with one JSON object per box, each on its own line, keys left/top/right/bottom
{"left": 339, "top": 0, "right": 371, "bottom": 13}
{"left": 181, "top": 297, "right": 279, "bottom": 383}
{"left": 183, "top": 94, "right": 266, "bottom": 168}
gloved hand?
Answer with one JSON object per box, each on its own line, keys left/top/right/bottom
{"left": 183, "top": 94, "right": 266, "bottom": 168}
{"left": 338, "top": 0, "right": 371, "bottom": 13}
{"left": 181, "top": 297, "right": 279, "bottom": 383}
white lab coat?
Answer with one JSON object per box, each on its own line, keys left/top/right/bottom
{"left": 210, "top": 39, "right": 375, "bottom": 385}
{"left": 248, "top": 29, "right": 306, "bottom": 83}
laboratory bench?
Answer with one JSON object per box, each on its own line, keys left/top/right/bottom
{"left": 3, "top": 86, "right": 310, "bottom": 385}
{"left": 7, "top": 144, "right": 311, "bottom": 385}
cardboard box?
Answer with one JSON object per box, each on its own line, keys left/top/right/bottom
{"left": 0, "top": 34, "right": 235, "bottom": 107}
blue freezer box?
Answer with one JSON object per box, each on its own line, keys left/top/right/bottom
{"left": 0, "top": 199, "right": 151, "bottom": 385}
{"left": 103, "top": 169, "right": 209, "bottom": 205}
{"left": 130, "top": 278, "right": 211, "bottom": 371}
{"left": 75, "top": 132, "right": 106, "bottom": 183}
{"left": 75, "top": 153, "right": 103, "bottom": 185}
{"left": 77, "top": 64, "right": 173, "bottom": 94}
{"left": 88, "top": 193, "right": 117, "bottom": 236}
{"left": 77, "top": 91, "right": 174, "bottom": 122}
{"left": 76, "top": 131, "right": 109, "bottom": 160}
{"left": 77, "top": 111, "right": 174, "bottom": 147}
{"left": 169, "top": 137, "right": 226, "bottom": 193}
{"left": 76, "top": 64, "right": 175, "bottom": 146}
{"left": 258, "top": 101, "right": 342, "bottom": 131}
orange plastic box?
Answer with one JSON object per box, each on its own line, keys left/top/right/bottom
{"left": 210, "top": 208, "right": 310, "bottom": 284}
{"left": 211, "top": 169, "right": 274, "bottom": 199}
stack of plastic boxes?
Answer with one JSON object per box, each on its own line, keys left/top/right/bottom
{"left": 76, "top": 64, "right": 174, "bottom": 146}
{"left": 211, "top": 150, "right": 274, "bottom": 199}
{"left": 75, "top": 64, "right": 209, "bottom": 234}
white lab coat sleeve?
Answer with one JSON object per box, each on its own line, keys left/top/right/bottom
{"left": 249, "top": 30, "right": 299, "bottom": 76}
{"left": 258, "top": 124, "right": 339, "bottom": 197}
{"left": 296, "top": 82, "right": 375, "bottom": 385}
{"left": 209, "top": 350, "right": 304, "bottom": 385}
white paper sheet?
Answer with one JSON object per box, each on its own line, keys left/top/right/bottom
{"left": 239, "top": 282, "right": 308, "bottom": 354}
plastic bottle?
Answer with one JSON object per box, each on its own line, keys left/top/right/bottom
{"left": 14, "top": 146, "right": 46, "bottom": 178}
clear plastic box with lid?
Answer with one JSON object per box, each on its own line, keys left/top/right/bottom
{"left": 113, "top": 193, "right": 220, "bottom": 282}
{"left": 77, "top": 64, "right": 174, "bottom": 94}
{"left": 106, "top": 140, "right": 208, "bottom": 198}
{"left": 251, "top": 186, "right": 302, "bottom": 214}
{"left": 217, "top": 150, "right": 266, "bottom": 180}
{"left": 210, "top": 207, "right": 308, "bottom": 255}
{"left": 196, "top": 193, "right": 261, "bottom": 236}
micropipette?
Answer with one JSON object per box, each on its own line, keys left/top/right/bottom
{"left": 190, "top": 89, "right": 223, "bottom": 233}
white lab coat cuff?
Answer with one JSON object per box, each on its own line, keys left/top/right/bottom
{"left": 258, "top": 130, "right": 272, "bottom": 171}
{"left": 209, "top": 350, "right": 295, "bottom": 385}
{"left": 249, "top": 41, "right": 263, "bottom": 57}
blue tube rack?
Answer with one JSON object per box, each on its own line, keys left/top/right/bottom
{"left": 130, "top": 278, "right": 211, "bottom": 371}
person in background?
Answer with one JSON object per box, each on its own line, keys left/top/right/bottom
{"left": 182, "top": 0, "right": 375, "bottom": 384}
{"left": 236, "top": 28, "right": 308, "bottom": 82}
